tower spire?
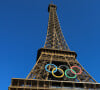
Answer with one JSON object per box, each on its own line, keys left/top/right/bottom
{"left": 51, "top": 0, "right": 53, "bottom": 4}
{"left": 44, "top": 4, "right": 70, "bottom": 51}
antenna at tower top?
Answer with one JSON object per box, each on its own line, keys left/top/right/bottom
{"left": 51, "top": 1, "right": 53, "bottom": 4}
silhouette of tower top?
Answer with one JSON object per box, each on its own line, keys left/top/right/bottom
{"left": 44, "top": 4, "right": 70, "bottom": 51}
{"left": 48, "top": 4, "right": 57, "bottom": 12}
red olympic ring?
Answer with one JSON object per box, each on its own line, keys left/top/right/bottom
{"left": 71, "top": 66, "right": 82, "bottom": 75}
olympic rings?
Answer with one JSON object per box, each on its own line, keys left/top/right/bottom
{"left": 45, "top": 64, "right": 57, "bottom": 73}
{"left": 45, "top": 64, "right": 82, "bottom": 79}
{"left": 71, "top": 66, "right": 82, "bottom": 75}
{"left": 65, "top": 69, "right": 77, "bottom": 78}
{"left": 52, "top": 68, "right": 64, "bottom": 78}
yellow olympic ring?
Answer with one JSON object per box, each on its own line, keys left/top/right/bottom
{"left": 52, "top": 68, "right": 64, "bottom": 78}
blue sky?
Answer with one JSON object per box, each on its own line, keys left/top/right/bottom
{"left": 0, "top": 0, "right": 100, "bottom": 89}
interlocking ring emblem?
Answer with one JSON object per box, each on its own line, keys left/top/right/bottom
{"left": 45, "top": 64, "right": 82, "bottom": 78}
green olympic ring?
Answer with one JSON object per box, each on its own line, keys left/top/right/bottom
{"left": 65, "top": 69, "right": 77, "bottom": 79}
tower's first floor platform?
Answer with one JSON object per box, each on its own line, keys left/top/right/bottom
{"left": 8, "top": 78, "right": 100, "bottom": 90}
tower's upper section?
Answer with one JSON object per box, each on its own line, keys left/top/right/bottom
{"left": 48, "top": 4, "right": 57, "bottom": 12}
{"left": 44, "top": 4, "right": 70, "bottom": 51}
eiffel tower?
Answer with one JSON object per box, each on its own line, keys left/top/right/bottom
{"left": 9, "top": 3, "right": 100, "bottom": 90}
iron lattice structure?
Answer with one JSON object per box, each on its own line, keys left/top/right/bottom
{"left": 44, "top": 4, "right": 70, "bottom": 51}
{"left": 9, "top": 4, "right": 100, "bottom": 90}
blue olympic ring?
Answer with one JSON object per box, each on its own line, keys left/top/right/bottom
{"left": 45, "top": 64, "right": 57, "bottom": 73}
